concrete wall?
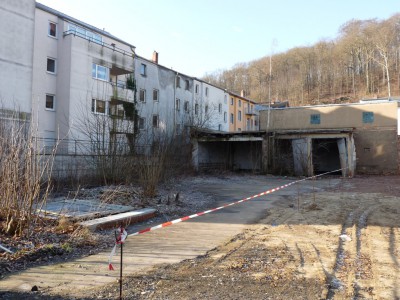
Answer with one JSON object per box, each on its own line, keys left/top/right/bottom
{"left": 260, "top": 102, "right": 398, "bottom": 131}
{"left": 0, "top": 0, "right": 35, "bottom": 114}
{"left": 260, "top": 101, "right": 400, "bottom": 175}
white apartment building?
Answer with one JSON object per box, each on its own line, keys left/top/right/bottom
{"left": 0, "top": 0, "right": 35, "bottom": 116}
{"left": 32, "top": 3, "right": 136, "bottom": 153}
{"left": 0, "top": 1, "right": 237, "bottom": 158}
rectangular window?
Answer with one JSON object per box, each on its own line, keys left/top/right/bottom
{"left": 92, "top": 63, "right": 108, "bottom": 81}
{"left": 310, "top": 114, "right": 321, "bottom": 124}
{"left": 184, "top": 101, "right": 189, "bottom": 113}
{"left": 47, "top": 58, "right": 56, "bottom": 73}
{"left": 230, "top": 113, "right": 234, "bottom": 124}
{"left": 91, "top": 99, "right": 106, "bottom": 114}
{"left": 363, "top": 111, "right": 374, "bottom": 123}
{"left": 140, "top": 64, "right": 147, "bottom": 76}
{"left": 205, "top": 105, "right": 209, "bottom": 114}
{"left": 176, "top": 76, "right": 181, "bottom": 88}
{"left": 176, "top": 98, "right": 180, "bottom": 111}
{"left": 195, "top": 104, "right": 199, "bottom": 115}
{"left": 48, "top": 22, "right": 57, "bottom": 38}
{"left": 185, "top": 80, "right": 189, "bottom": 90}
{"left": 139, "top": 89, "right": 146, "bottom": 102}
{"left": 195, "top": 84, "right": 199, "bottom": 94}
{"left": 152, "top": 115, "right": 159, "bottom": 128}
{"left": 139, "top": 117, "right": 145, "bottom": 129}
{"left": 218, "top": 124, "right": 222, "bottom": 131}
{"left": 224, "top": 95, "right": 227, "bottom": 104}
{"left": 230, "top": 97, "right": 234, "bottom": 105}
{"left": 238, "top": 110, "right": 242, "bottom": 121}
{"left": 238, "top": 100, "right": 241, "bottom": 107}
{"left": 45, "top": 94, "right": 55, "bottom": 110}
{"left": 224, "top": 112, "right": 227, "bottom": 123}
{"left": 218, "top": 103, "right": 222, "bottom": 113}
{"left": 205, "top": 87, "right": 209, "bottom": 96}
{"left": 153, "top": 89, "right": 159, "bottom": 101}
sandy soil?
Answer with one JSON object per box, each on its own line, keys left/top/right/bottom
{"left": 1, "top": 175, "right": 400, "bottom": 300}
{"left": 87, "top": 175, "right": 400, "bottom": 300}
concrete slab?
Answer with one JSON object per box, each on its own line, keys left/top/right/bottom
{"left": 80, "top": 208, "right": 156, "bottom": 231}
{"left": 38, "top": 199, "right": 135, "bottom": 221}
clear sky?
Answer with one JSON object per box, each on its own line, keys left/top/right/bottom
{"left": 37, "top": 0, "right": 399, "bottom": 77}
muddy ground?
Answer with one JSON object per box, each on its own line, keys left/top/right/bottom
{"left": 1, "top": 175, "right": 400, "bottom": 299}
{"left": 87, "top": 175, "right": 400, "bottom": 300}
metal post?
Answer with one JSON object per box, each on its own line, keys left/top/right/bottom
{"left": 119, "top": 237, "right": 123, "bottom": 300}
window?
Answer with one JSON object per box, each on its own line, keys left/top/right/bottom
{"left": 238, "top": 110, "right": 242, "bottom": 121}
{"left": 153, "top": 89, "right": 159, "bottom": 101}
{"left": 48, "top": 22, "right": 57, "bottom": 38}
{"left": 139, "top": 89, "right": 146, "bottom": 102}
{"left": 176, "top": 76, "right": 181, "bottom": 88}
{"left": 140, "top": 64, "right": 147, "bottom": 76}
{"left": 363, "top": 112, "right": 374, "bottom": 123}
{"left": 205, "top": 87, "right": 209, "bottom": 96}
{"left": 152, "top": 115, "right": 159, "bottom": 128}
{"left": 45, "top": 94, "right": 55, "bottom": 110}
{"left": 238, "top": 100, "right": 241, "bottom": 107}
{"left": 224, "top": 112, "right": 227, "bottom": 123}
{"left": 218, "top": 124, "right": 222, "bottom": 131}
{"left": 184, "top": 101, "right": 189, "bottom": 113}
{"left": 195, "top": 84, "right": 199, "bottom": 94}
{"left": 310, "top": 114, "right": 321, "bottom": 124}
{"left": 92, "top": 63, "right": 108, "bottom": 81}
{"left": 224, "top": 95, "right": 227, "bottom": 104}
{"left": 185, "top": 80, "right": 190, "bottom": 90}
{"left": 218, "top": 103, "right": 222, "bottom": 113}
{"left": 91, "top": 99, "right": 106, "bottom": 114}
{"left": 195, "top": 104, "right": 199, "bottom": 115}
{"left": 139, "top": 117, "right": 146, "bottom": 129}
{"left": 205, "top": 105, "right": 209, "bottom": 114}
{"left": 176, "top": 98, "right": 180, "bottom": 111}
{"left": 238, "top": 128, "right": 241, "bottom": 132}
{"left": 47, "top": 58, "right": 56, "bottom": 73}
{"left": 230, "top": 113, "right": 234, "bottom": 124}
{"left": 230, "top": 97, "right": 234, "bottom": 105}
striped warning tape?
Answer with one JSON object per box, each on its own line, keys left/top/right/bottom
{"left": 128, "top": 168, "right": 344, "bottom": 237}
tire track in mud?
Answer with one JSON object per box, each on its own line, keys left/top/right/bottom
{"left": 325, "top": 207, "right": 368, "bottom": 299}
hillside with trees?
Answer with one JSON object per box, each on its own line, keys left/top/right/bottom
{"left": 203, "top": 14, "right": 400, "bottom": 106}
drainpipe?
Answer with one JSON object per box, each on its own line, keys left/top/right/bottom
{"left": 173, "top": 72, "right": 177, "bottom": 136}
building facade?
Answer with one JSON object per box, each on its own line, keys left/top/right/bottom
{"left": 228, "top": 92, "right": 258, "bottom": 132}
{"left": 0, "top": 0, "right": 35, "bottom": 116}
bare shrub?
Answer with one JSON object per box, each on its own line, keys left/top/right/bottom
{"left": 0, "top": 115, "right": 54, "bottom": 237}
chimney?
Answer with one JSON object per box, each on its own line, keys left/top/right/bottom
{"left": 152, "top": 51, "right": 159, "bottom": 64}
{"left": 240, "top": 90, "right": 246, "bottom": 97}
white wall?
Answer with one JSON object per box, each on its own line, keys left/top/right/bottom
{"left": 0, "top": 0, "right": 35, "bottom": 114}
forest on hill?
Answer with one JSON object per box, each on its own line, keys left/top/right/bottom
{"left": 203, "top": 14, "right": 400, "bottom": 106}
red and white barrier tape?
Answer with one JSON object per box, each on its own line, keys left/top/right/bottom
{"left": 128, "top": 168, "right": 344, "bottom": 237}
{"left": 108, "top": 227, "right": 127, "bottom": 271}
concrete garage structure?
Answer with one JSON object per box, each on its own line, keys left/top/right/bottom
{"left": 260, "top": 100, "right": 400, "bottom": 176}
{"left": 192, "top": 130, "right": 264, "bottom": 172}
{"left": 193, "top": 100, "right": 400, "bottom": 176}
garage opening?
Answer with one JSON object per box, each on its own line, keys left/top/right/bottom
{"left": 312, "top": 138, "right": 342, "bottom": 175}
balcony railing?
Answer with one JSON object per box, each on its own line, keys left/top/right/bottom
{"left": 245, "top": 108, "right": 258, "bottom": 115}
{"left": 64, "top": 30, "right": 134, "bottom": 57}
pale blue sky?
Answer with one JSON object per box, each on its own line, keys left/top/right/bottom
{"left": 38, "top": 0, "right": 399, "bottom": 77}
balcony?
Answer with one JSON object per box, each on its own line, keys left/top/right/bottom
{"left": 245, "top": 108, "right": 257, "bottom": 116}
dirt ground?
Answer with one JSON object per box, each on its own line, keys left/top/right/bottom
{"left": 1, "top": 175, "right": 400, "bottom": 300}
{"left": 83, "top": 175, "right": 400, "bottom": 300}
